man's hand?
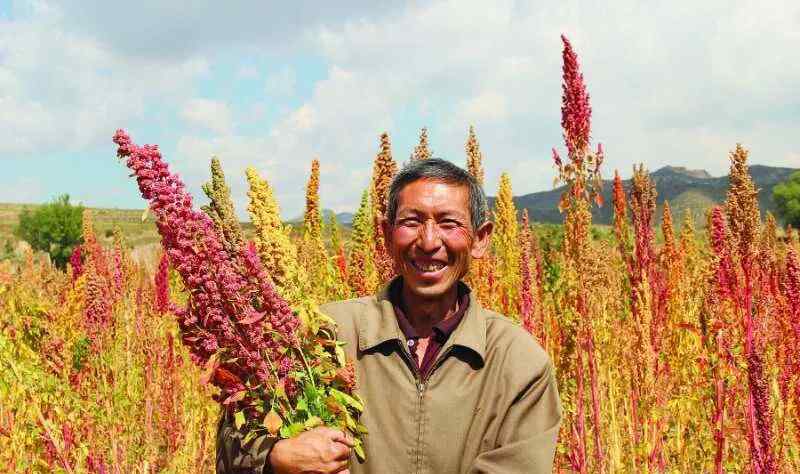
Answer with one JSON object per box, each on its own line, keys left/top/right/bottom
{"left": 268, "top": 427, "right": 354, "bottom": 474}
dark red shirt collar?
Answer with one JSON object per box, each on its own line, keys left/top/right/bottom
{"left": 389, "top": 277, "right": 471, "bottom": 344}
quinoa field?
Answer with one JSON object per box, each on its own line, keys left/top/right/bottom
{"left": 1, "top": 35, "right": 798, "bottom": 474}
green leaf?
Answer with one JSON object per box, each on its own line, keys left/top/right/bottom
{"left": 353, "top": 439, "right": 366, "bottom": 461}
{"left": 335, "top": 344, "right": 346, "bottom": 367}
{"left": 242, "top": 430, "right": 258, "bottom": 445}
{"left": 304, "top": 382, "right": 320, "bottom": 400}
{"left": 234, "top": 410, "right": 245, "bottom": 430}
{"left": 331, "top": 388, "right": 364, "bottom": 412}
{"left": 304, "top": 416, "right": 323, "bottom": 429}
{"left": 344, "top": 411, "right": 357, "bottom": 431}
{"left": 280, "top": 422, "right": 303, "bottom": 438}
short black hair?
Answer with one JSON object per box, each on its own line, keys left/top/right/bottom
{"left": 386, "top": 158, "right": 488, "bottom": 231}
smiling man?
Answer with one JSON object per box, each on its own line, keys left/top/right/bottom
{"left": 218, "top": 158, "right": 562, "bottom": 474}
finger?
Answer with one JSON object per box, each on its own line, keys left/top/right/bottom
{"left": 316, "top": 426, "right": 337, "bottom": 436}
{"left": 330, "top": 430, "right": 355, "bottom": 447}
{"left": 330, "top": 441, "right": 352, "bottom": 460}
{"left": 329, "top": 460, "right": 350, "bottom": 474}
{"left": 318, "top": 426, "right": 345, "bottom": 440}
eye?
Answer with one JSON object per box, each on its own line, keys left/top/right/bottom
{"left": 439, "top": 219, "right": 460, "bottom": 230}
{"left": 397, "top": 217, "right": 420, "bottom": 227}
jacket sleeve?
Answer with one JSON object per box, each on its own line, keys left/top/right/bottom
{"left": 216, "top": 411, "right": 279, "bottom": 474}
{"left": 467, "top": 361, "right": 563, "bottom": 473}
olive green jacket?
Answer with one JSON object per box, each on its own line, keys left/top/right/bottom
{"left": 217, "top": 282, "right": 562, "bottom": 473}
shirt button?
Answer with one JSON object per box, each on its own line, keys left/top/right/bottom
{"left": 407, "top": 339, "right": 415, "bottom": 347}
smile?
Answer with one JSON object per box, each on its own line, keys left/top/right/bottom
{"left": 410, "top": 260, "right": 447, "bottom": 273}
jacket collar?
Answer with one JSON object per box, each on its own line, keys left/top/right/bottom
{"left": 357, "top": 276, "right": 487, "bottom": 365}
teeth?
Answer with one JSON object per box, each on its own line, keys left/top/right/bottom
{"left": 414, "top": 261, "right": 445, "bottom": 272}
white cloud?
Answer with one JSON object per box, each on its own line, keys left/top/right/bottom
{"left": 181, "top": 98, "right": 234, "bottom": 134}
{"left": 171, "top": 60, "right": 401, "bottom": 217}
{"left": 457, "top": 91, "right": 509, "bottom": 123}
{"left": 286, "top": 104, "right": 316, "bottom": 131}
{"left": 54, "top": 0, "right": 410, "bottom": 59}
{"left": 163, "top": 0, "right": 798, "bottom": 216}
{"left": 0, "top": 5, "right": 207, "bottom": 155}
{"left": 300, "top": 0, "right": 800, "bottom": 193}
{"left": 174, "top": 132, "right": 318, "bottom": 220}
{"left": 4, "top": 0, "right": 799, "bottom": 217}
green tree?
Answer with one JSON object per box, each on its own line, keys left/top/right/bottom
{"left": 15, "top": 194, "right": 84, "bottom": 268}
{"left": 773, "top": 171, "right": 800, "bottom": 227}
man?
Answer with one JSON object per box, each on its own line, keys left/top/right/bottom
{"left": 218, "top": 158, "right": 562, "bottom": 473}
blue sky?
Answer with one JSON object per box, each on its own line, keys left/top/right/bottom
{"left": 2, "top": 0, "right": 798, "bottom": 219}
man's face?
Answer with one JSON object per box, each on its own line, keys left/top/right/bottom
{"left": 382, "top": 179, "right": 492, "bottom": 300}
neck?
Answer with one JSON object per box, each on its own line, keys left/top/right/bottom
{"left": 400, "top": 282, "right": 460, "bottom": 337}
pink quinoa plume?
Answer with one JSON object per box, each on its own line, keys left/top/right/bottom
{"left": 560, "top": 34, "right": 592, "bottom": 157}
{"left": 786, "top": 248, "right": 800, "bottom": 324}
{"left": 112, "top": 129, "right": 300, "bottom": 401}
{"left": 69, "top": 245, "right": 83, "bottom": 281}
{"left": 154, "top": 251, "right": 170, "bottom": 314}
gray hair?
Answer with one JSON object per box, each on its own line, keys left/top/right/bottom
{"left": 386, "top": 158, "right": 488, "bottom": 231}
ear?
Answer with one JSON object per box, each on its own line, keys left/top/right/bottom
{"left": 470, "top": 220, "right": 494, "bottom": 259}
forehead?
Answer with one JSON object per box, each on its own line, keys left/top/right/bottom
{"left": 396, "top": 179, "right": 470, "bottom": 215}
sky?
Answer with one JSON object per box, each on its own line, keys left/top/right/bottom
{"left": 2, "top": 0, "right": 799, "bottom": 219}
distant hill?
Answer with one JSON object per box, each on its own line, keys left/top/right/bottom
{"left": 287, "top": 209, "right": 354, "bottom": 226}
{"left": 1, "top": 202, "right": 352, "bottom": 250}
{"left": 4, "top": 165, "right": 793, "bottom": 250}
{"left": 487, "top": 165, "right": 799, "bottom": 227}
{"left": 0, "top": 203, "right": 164, "bottom": 248}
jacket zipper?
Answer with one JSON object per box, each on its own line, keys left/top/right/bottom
{"left": 400, "top": 343, "right": 457, "bottom": 474}
{"left": 400, "top": 343, "right": 425, "bottom": 473}
{"left": 427, "top": 346, "right": 455, "bottom": 382}
{"left": 416, "top": 379, "right": 426, "bottom": 474}
{"left": 399, "top": 345, "right": 425, "bottom": 473}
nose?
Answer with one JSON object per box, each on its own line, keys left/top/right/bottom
{"left": 417, "top": 219, "right": 443, "bottom": 253}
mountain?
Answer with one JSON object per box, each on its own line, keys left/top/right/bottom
{"left": 287, "top": 209, "right": 354, "bottom": 226}
{"left": 328, "top": 210, "right": 354, "bottom": 226}
{"left": 487, "top": 165, "right": 798, "bottom": 227}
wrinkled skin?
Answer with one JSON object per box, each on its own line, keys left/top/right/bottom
{"left": 381, "top": 179, "right": 493, "bottom": 333}
{"left": 269, "top": 427, "right": 353, "bottom": 474}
